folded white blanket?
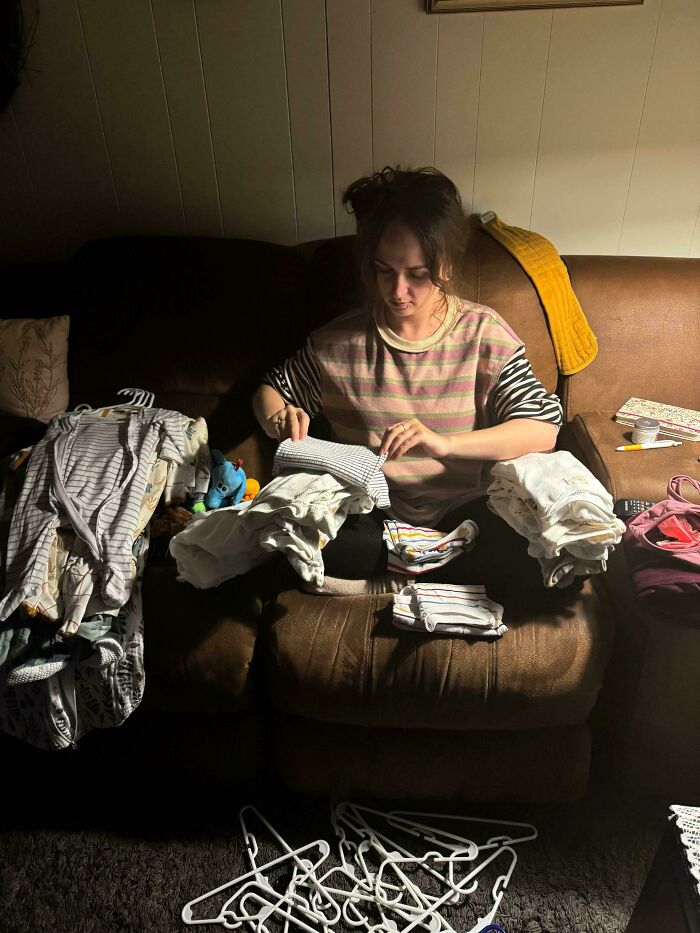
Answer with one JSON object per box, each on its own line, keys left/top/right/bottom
{"left": 489, "top": 451, "right": 616, "bottom": 521}
{"left": 487, "top": 451, "right": 626, "bottom": 587}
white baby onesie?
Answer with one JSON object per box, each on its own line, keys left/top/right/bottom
{"left": 170, "top": 470, "right": 376, "bottom": 589}
{"left": 393, "top": 583, "right": 506, "bottom": 638}
{"left": 487, "top": 451, "right": 625, "bottom": 587}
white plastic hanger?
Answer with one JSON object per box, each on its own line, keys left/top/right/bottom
{"left": 182, "top": 803, "right": 531, "bottom": 932}
{"left": 333, "top": 804, "right": 475, "bottom": 903}
{"left": 239, "top": 805, "right": 341, "bottom": 927}
{"left": 374, "top": 847, "right": 517, "bottom": 933}
{"left": 377, "top": 809, "right": 535, "bottom": 898}
{"left": 386, "top": 810, "right": 538, "bottom": 852}
{"left": 73, "top": 386, "right": 156, "bottom": 416}
{"left": 117, "top": 387, "right": 155, "bottom": 408}
{"left": 331, "top": 807, "right": 462, "bottom": 933}
{"left": 331, "top": 804, "right": 525, "bottom": 933}
{"left": 181, "top": 839, "right": 330, "bottom": 927}
{"left": 222, "top": 883, "right": 328, "bottom": 933}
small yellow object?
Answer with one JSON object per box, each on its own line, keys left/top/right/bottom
{"left": 241, "top": 478, "right": 260, "bottom": 502}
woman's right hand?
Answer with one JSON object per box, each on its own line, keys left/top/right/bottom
{"left": 266, "top": 405, "right": 310, "bottom": 442}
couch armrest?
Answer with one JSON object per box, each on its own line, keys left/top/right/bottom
{"left": 558, "top": 411, "right": 699, "bottom": 502}
{"left": 560, "top": 412, "right": 700, "bottom": 796}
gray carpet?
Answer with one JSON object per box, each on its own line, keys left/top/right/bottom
{"left": 0, "top": 772, "right": 668, "bottom": 933}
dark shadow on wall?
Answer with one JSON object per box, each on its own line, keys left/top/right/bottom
{"left": 0, "top": 1, "right": 38, "bottom": 114}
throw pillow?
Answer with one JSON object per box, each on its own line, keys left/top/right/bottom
{"left": 0, "top": 315, "right": 70, "bottom": 422}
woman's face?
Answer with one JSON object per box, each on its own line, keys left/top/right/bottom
{"left": 373, "top": 220, "right": 443, "bottom": 329}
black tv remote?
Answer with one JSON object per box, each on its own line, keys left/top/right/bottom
{"left": 613, "top": 498, "right": 655, "bottom": 519}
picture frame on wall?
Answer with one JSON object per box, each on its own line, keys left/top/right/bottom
{"left": 427, "top": 0, "right": 642, "bottom": 10}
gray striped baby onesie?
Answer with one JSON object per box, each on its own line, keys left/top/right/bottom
{"left": 272, "top": 436, "right": 390, "bottom": 508}
{"left": 0, "top": 407, "right": 186, "bottom": 625}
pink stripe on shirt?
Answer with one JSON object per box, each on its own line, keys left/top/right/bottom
{"left": 310, "top": 300, "right": 522, "bottom": 526}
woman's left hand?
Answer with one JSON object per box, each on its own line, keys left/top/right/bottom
{"left": 380, "top": 418, "right": 451, "bottom": 460}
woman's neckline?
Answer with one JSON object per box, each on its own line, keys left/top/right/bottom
{"left": 374, "top": 295, "right": 460, "bottom": 352}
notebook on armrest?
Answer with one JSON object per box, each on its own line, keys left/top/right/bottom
{"left": 614, "top": 397, "right": 700, "bottom": 442}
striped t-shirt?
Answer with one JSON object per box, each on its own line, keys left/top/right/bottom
{"left": 264, "top": 297, "right": 562, "bottom": 526}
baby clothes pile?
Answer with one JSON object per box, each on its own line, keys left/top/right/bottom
{"left": 383, "top": 518, "right": 478, "bottom": 574}
{"left": 0, "top": 406, "right": 210, "bottom": 750}
{"left": 171, "top": 435, "right": 395, "bottom": 591}
{"left": 393, "top": 583, "right": 506, "bottom": 639}
{"left": 487, "top": 450, "right": 626, "bottom": 588}
{"left": 170, "top": 471, "right": 378, "bottom": 590}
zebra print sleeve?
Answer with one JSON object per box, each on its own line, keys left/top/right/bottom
{"left": 492, "top": 347, "right": 563, "bottom": 426}
{"left": 262, "top": 338, "right": 323, "bottom": 418}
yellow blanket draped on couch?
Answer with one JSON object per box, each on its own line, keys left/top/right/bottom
{"left": 480, "top": 212, "right": 598, "bottom": 376}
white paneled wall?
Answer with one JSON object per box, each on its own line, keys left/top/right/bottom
{"left": 0, "top": 0, "right": 698, "bottom": 262}
{"left": 529, "top": 0, "right": 662, "bottom": 254}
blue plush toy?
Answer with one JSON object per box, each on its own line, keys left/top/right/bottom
{"left": 205, "top": 450, "right": 247, "bottom": 509}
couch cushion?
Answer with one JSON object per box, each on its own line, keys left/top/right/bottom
{"left": 264, "top": 580, "right": 612, "bottom": 732}
{"left": 141, "top": 557, "right": 261, "bottom": 714}
{"left": 0, "top": 315, "right": 70, "bottom": 421}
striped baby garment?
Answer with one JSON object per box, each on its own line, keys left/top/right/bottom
{"left": 0, "top": 407, "right": 187, "bottom": 626}
{"left": 382, "top": 518, "right": 478, "bottom": 574}
{"left": 272, "top": 436, "right": 390, "bottom": 509}
{"left": 393, "top": 583, "right": 506, "bottom": 639}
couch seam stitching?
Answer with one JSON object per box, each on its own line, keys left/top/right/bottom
{"left": 576, "top": 415, "right": 617, "bottom": 500}
{"left": 328, "top": 599, "right": 352, "bottom": 703}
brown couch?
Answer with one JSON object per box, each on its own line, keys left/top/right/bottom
{"left": 1, "top": 227, "right": 698, "bottom": 801}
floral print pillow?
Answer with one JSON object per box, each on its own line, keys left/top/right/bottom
{"left": 0, "top": 316, "right": 70, "bottom": 422}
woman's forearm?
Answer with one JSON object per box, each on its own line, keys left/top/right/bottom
{"left": 252, "top": 384, "right": 287, "bottom": 437}
{"left": 445, "top": 419, "right": 558, "bottom": 461}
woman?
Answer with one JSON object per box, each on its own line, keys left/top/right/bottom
{"left": 252, "top": 167, "right": 564, "bottom": 601}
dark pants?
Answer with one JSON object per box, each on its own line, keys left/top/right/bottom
{"left": 321, "top": 498, "right": 583, "bottom": 609}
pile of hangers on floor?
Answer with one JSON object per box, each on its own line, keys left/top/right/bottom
{"left": 182, "top": 802, "right": 538, "bottom": 932}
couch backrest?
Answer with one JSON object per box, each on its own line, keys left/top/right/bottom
{"left": 67, "top": 236, "right": 309, "bottom": 457}
{"left": 464, "top": 228, "right": 560, "bottom": 394}
{"left": 304, "top": 230, "right": 700, "bottom": 421}
{"left": 560, "top": 255, "right": 700, "bottom": 420}
{"left": 3, "top": 233, "right": 697, "bottom": 473}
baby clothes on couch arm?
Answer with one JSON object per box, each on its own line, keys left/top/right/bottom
{"left": 0, "top": 407, "right": 187, "bottom": 626}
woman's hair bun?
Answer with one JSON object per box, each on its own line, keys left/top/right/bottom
{"left": 342, "top": 165, "right": 468, "bottom": 299}
{"left": 342, "top": 166, "right": 461, "bottom": 224}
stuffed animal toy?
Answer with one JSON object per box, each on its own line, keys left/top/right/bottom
{"left": 205, "top": 451, "right": 247, "bottom": 509}
{"left": 242, "top": 478, "right": 260, "bottom": 502}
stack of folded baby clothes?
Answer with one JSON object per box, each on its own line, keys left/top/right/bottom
{"left": 392, "top": 583, "right": 506, "bottom": 639}
{"left": 487, "top": 451, "right": 627, "bottom": 588}
{"left": 382, "top": 519, "right": 478, "bottom": 574}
